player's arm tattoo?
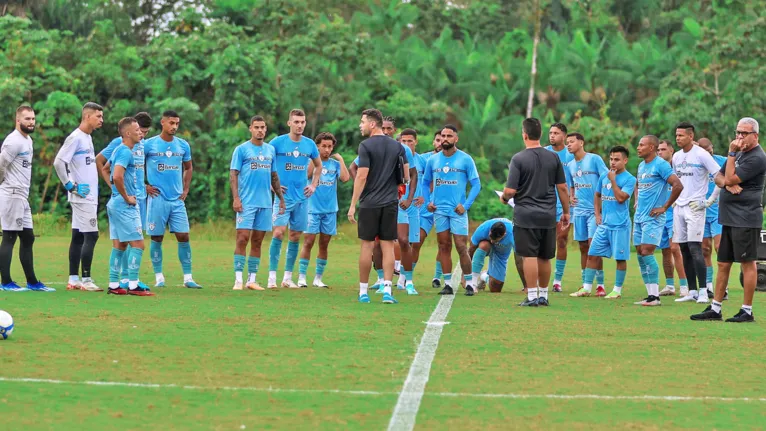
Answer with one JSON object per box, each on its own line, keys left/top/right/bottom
{"left": 271, "top": 172, "right": 284, "bottom": 201}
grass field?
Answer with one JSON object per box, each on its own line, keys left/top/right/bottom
{"left": 1, "top": 224, "right": 764, "bottom": 431}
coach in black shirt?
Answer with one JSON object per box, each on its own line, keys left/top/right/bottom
{"left": 348, "top": 108, "right": 408, "bottom": 303}
{"left": 501, "top": 118, "right": 570, "bottom": 307}
{"left": 692, "top": 117, "right": 766, "bottom": 323}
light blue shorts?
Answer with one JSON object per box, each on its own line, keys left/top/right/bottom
{"left": 397, "top": 204, "right": 421, "bottom": 243}
{"left": 419, "top": 213, "right": 434, "bottom": 241}
{"left": 236, "top": 207, "right": 272, "bottom": 232}
{"left": 487, "top": 247, "right": 512, "bottom": 282}
{"left": 146, "top": 196, "right": 189, "bottom": 235}
{"left": 704, "top": 217, "right": 722, "bottom": 238}
{"left": 574, "top": 214, "right": 597, "bottom": 242}
{"left": 108, "top": 198, "right": 143, "bottom": 242}
{"left": 633, "top": 217, "right": 664, "bottom": 247}
{"left": 137, "top": 197, "right": 147, "bottom": 231}
{"left": 589, "top": 225, "right": 631, "bottom": 261}
{"left": 272, "top": 199, "right": 308, "bottom": 232}
{"left": 659, "top": 223, "right": 673, "bottom": 250}
{"left": 435, "top": 213, "right": 469, "bottom": 236}
{"left": 307, "top": 212, "right": 337, "bottom": 235}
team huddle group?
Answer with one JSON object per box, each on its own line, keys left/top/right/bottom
{"left": 0, "top": 103, "right": 764, "bottom": 323}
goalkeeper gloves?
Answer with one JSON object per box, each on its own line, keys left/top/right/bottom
{"left": 64, "top": 181, "right": 91, "bottom": 198}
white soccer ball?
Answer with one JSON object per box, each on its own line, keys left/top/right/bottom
{"left": 0, "top": 310, "right": 14, "bottom": 340}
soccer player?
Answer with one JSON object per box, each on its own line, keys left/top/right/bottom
{"left": 571, "top": 146, "right": 635, "bottom": 298}
{"left": 657, "top": 140, "right": 689, "bottom": 296}
{"left": 54, "top": 102, "right": 103, "bottom": 292}
{"left": 698, "top": 138, "right": 727, "bottom": 298}
{"left": 412, "top": 130, "right": 445, "bottom": 288}
{"left": 671, "top": 122, "right": 723, "bottom": 304}
{"left": 103, "top": 117, "right": 153, "bottom": 296}
{"left": 267, "top": 109, "right": 322, "bottom": 288}
{"left": 230, "top": 116, "right": 285, "bottom": 291}
{"left": 297, "top": 132, "right": 349, "bottom": 288}
{"left": 422, "top": 125, "right": 481, "bottom": 295}
{"left": 565, "top": 132, "right": 608, "bottom": 295}
{"left": 0, "top": 106, "right": 52, "bottom": 292}
{"left": 96, "top": 111, "right": 152, "bottom": 290}
{"left": 470, "top": 218, "right": 525, "bottom": 295}
{"left": 632, "top": 135, "right": 683, "bottom": 306}
{"left": 545, "top": 123, "right": 573, "bottom": 292}
{"left": 144, "top": 110, "right": 202, "bottom": 289}
{"left": 394, "top": 128, "right": 421, "bottom": 294}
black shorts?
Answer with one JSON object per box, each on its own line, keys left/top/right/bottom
{"left": 358, "top": 203, "right": 398, "bottom": 241}
{"left": 718, "top": 226, "right": 760, "bottom": 263}
{"left": 513, "top": 226, "right": 556, "bottom": 260}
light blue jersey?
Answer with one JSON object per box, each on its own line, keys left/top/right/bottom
{"left": 230, "top": 141, "right": 276, "bottom": 209}
{"left": 412, "top": 152, "right": 425, "bottom": 199}
{"left": 471, "top": 218, "right": 515, "bottom": 253}
{"left": 109, "top": 144, "right": 139, "bottom": 198}
{"left": 100, "top": 137, "right": 146, "bottom": 199}
{"left": 270, "top": 134, "right": 319, "bottom": 204}
{"left": 423, "top": 150, "right": 481, "bottom": 215}
{"left": 144, "top": 135, "right": 192, "bottom": 201}
{"left": 107, "top": 144, "right": 142, "bottom": 242}
{"left": 545, "top": 145, "right": 574, "bottom": 215}
{"left": 706, "top": 154, "right": 727, "bottom": 221}
{"left": 597, "top": 171, "right": 636, "bottom": 229}
{"left": 635, "top": 157, "right": 674, "bottom": 223}
{"left": 419, "top": 151, "right": 438, "bottom": 216}
{"left": 309, "top": 158, "right": 341, "bottom": 214}
{"left": 401, "top": 144, "right": 416, "bottom": 199}
{"left": 568, "top": 153, "right": 608, "bottom": 217}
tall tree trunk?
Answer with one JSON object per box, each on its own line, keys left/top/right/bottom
{"left": 526, "top": 0, "right": 543, "bottom": 118}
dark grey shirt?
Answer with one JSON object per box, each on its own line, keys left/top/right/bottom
{"left": 719, "top": 145, "right": 766, "bottom": 228}
{"left": 358, "top": 135, "right": 406, "bottom": 208}
{"left": 506, "top": 147, "right": 566, "bottom": 229}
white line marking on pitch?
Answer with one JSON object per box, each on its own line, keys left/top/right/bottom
{"left": 387, "top": 267, "right": 461, "bottom": 431}
{"left": 1, "top": 377, "right": 764, "bottom": 403}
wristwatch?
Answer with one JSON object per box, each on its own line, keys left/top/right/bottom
{"left": 729, "top": 151, "right": 737, "bottom": 157}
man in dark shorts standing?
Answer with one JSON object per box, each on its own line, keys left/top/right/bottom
{"left": 348, "top": 108, "right": 408, "bottom": 305}
{"left": 501, "top": 118, "right": 570, "bottom": 307}
{"left": 691, "top": 117, "right": 766, "bottom": 323}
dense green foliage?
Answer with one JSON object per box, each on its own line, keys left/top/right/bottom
{"left": 1, "top": 0, "right": 764, "bottom": 222}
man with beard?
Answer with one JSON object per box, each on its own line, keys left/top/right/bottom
{"left": 544, "top": 123, "right": 573, "bottom": 292}
{"left": 0, "top": 106, "right": 52, "bottom": 291}
{"left": 657, "top": 140, "right": 689, "bottom": 296}
{"left": 412, "top": 130, "right": 445, "bottom": 288}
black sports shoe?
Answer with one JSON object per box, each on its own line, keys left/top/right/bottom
{"left": 690, "top": 305, "right": 722, "bottom": 321}
{"left": 537, "top": 297, "right": 549, "bottom": 306}
{"left": 438, "top": 284, "right": 454, "bottom": 295}
{"left": 432, "top": 279, "right": 441, "bottom": 289}
{"left": 518, "top": 297, "right": 539, "bottom": 307}
{"left": 725, "top": 309, "right": 755, "bottom": 323}
{"left": 464, "top": 286, "right": 475, "bottom": 296}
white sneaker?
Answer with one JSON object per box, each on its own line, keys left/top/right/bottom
{"left": 81, "top": 281, "right": 103, "bottom": 292}
{"left": 232, "top": 281, "right": 243, "bottom": 291}
{"left": 696, "top": 292, "right": 710, "bottom": 303}
{"left": 312, "top": 279, "right": 328, "bottom": 288}
{"left": 659, "top": 286, "right": 676, "bottom": 296}
{"left": 297, "top": 277, "right": 308, "bottom": 288}
{"left": 267, "top": 276, "right": 277, "bottom": 289}
{"left": 675, "top": 293, "right": 698, "bottom": 302}
{"left": 281, "top": 279, "right": 299, "bottom": 288}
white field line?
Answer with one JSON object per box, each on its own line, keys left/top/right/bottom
{"left": 387, "top": 266, "right": 462, "bottom": 431}
{"left": 1, "top": 377, "right": 765, "bottom": 402}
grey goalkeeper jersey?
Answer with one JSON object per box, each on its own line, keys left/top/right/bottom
{"left": 0, "top": 129, "right": 33, "bottom": 198}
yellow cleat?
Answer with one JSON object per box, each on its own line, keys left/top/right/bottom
{"left": 569, "top": 288, "right": 591, "bottom": 297}
{"left": 247, "top": 281, "right": 265, "bottom": 291}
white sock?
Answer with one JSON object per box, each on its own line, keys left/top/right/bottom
{"left": 527, "top": 287, "right": 538, "bottom": 301}
{"left": 314, "top": 275, "right": 322, "bottom": 283}
{"left": 83, "top": 277, "right": 93, "bottom": 283}
{"left": 742, "top": 304, "right": 753, "bottom": 315}
{"left": 711, "top": 300, "right": 722, "bottom": 313}
{"left": 383, "top": 281, "right": 393, "bottom": 294}
{"left": 129, "top": 280, "right": 138, "bottom": 290}
{"left": 539, "top": 287, "right": 549, "bottom": 299}
{"left": 582, "top": 283, "right": 593, "bottom": 293}
{"left": 706, "top": 282, "right": 713, "bottom": 290}
{"left": 698, "top": 288, "right": 708, "bottom": 298}
{"left": 248, "top": 273, "right": 256, "bottom": 283}
{"left": 397, "top": 273, "right": 405, "bottom": 286}
{"left": 155, "top": 273, "right": 165, "bottom": 283}
{"left": 614, "top": 285, "right": 623, "bottom": 294}
{"left": 665, "top": 284, "right": 675, "bottom": 290}
{"left": 69, "top": 275, "right": 80, "bottom": 283}
{"left": 108, "top": 282, "right": 119, "bottom": 289}
{"left": 183, "top": 274, "right": 193, "bottom": 283}
{"left": 394, "top": 260, "right": 401, "bottom": 272}
{"left": 268, "top": 271, "right": 277, "bottom": 280}
{"left": 298, "top": 274, "right": 306, "bottom": 282}
{"left": 553, "top": 279, "right": 562, "bottom": 286}
{"left": 471, "top": 272, "right": 480, "bottom": 284}
{"left": 235, "top": 272, "right": 243, "bottom": 283}
{"left": 283, "top": 271, "right": 292, "bottom": 281}
{"left": 359, "top": 282, "right": 368, "bottom": 296}
{"left": 481, "top": 272, "right": 489, "bottom": 283}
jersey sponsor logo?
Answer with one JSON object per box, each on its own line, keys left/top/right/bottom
{"left": 285, "top": 163, "right": 306, "bottom": 171}
{"left": 157, "top": 163, "right": 180, "bottom": 172}
{"left": 250, "top": 162, "right": 272, "bottom": 170}
{"left": 85, "top": 156, "right": 94, "bottom": 165}
{"left": 435, "top": 178, "right": 458, "bottom": 186}
{"left": 573, "top": 183, "right": 593, "bottom": 189}
{"left": 134, "top": 150, "right": 144, "bottom": 157}
{"left": 319, "top": 180, "right": 335, "bottom": 187}
{"left": 602, "top": 195, "right": 617, "bottom": 202}
{"left": 22, "top": 160, "right": 30, "bottom": 168}
{"left": 637, "top": 182, "right": 652, "bottom": 190}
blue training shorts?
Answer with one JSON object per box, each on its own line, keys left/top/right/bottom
{"left": 659, "top": 223, "right": 673, "bottom": 250}
{"left": 633, "top": 216, "right": 665, "bottom": 247}
{"left": 236, "top": 207, "right": 272, "bottom": 232}
{"left": 307, "top": 212, "right": 337, "bottom": 235}
{"left": 146, "top": 196, "right": 189, "bottom": 235}
{"left": 589, "top": 225, "right": 631, "bottom": 261}
{"left": 573, "top": 214, "right": 597, "bottom": 242}
{"left": 272, "top": 199, "right": 308, "bottom": 232}
{"left": 397, "top": 204, "right": 421, "bottom": 243}
{"left": 419, "top": 213, "right": 434, "bottom": 241}
{"left": 108, "top": 198, "right": 143, "bottom": 242}
{"left": 435, "top": 213, "right": 469, "bottom": 236}
{"left": 704, "top": 217, "right": 722, "bottom": 238}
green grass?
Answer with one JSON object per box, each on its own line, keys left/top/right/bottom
{"left": 0, "top": 224, "right": 763, "bottom": 430}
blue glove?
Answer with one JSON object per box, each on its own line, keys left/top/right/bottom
{"left": 65, "top": 182, "right": 90, "bottom": 198}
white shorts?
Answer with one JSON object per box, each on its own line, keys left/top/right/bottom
{"left": 71, "top": 202, "right": 99, "bottom": 233}
{"left": 672, "top": 204, "right": 705, "bottom": 243}
{"left": 0, "top": 197, "right": 33, "bottom": 231}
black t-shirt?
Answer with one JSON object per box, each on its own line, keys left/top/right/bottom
{"left": 358, "top": 135, "right": 406, "bottom": 208}
{"left": 506, "top": 147, "right": 566, "bottom": 229}
{"left": 719, "top": 146, "right": 766, "bottom": 228}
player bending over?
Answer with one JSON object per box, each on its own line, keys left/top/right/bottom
{"left": 571, "top": 146, "right": 635, "bottom": 298}
{"left": 230, "top": 116, "right": 285, "bottom": 290}
{"left": 298, "top": 132, "right": 350, "bottom": 288}
{"left": 469, "top": 218, "right": 525, "bottom": 295}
